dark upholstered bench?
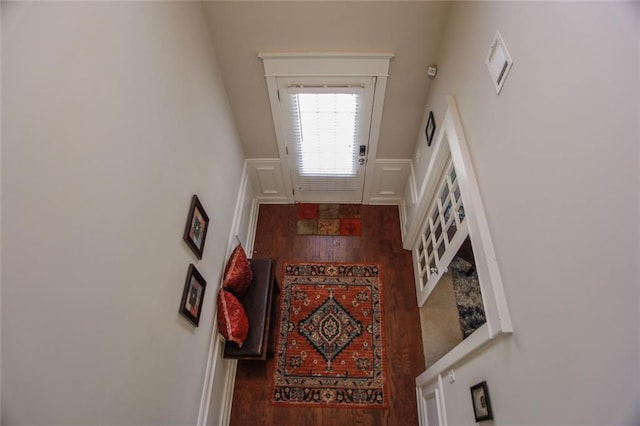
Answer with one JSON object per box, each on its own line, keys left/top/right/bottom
{"left": 223, "top": 258, "right": 279, "bottom": 360}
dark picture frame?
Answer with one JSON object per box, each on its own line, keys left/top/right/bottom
{"left": 426, "top": 110, "right": 436, "bottom": 146}
{"left": 180, "top": 264, "right": 207, "bottom": 326}
{"left": 470, "top": 381, "right": 494, "bottom": 422}
{"left": 183, "top": 195, "right": 209, "bottom": 259}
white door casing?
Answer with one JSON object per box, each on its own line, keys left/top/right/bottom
{"left": 416, "top": 375, "right": 448, "bottom": 426}
{"left": 260, "top": 52, "right": 393, "bottom": 203}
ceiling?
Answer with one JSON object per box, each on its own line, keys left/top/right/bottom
{"left": 203, "top": 1, "right": 451, "bottom": 159}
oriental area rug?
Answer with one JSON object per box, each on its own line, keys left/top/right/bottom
{"left": 296, "top": 203, "right": 362, "bottom": 236}
{"left": 272, "top": 263, "right": 387, "bottom": 408}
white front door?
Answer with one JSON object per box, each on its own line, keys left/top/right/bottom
{"left": 276, "top": 76, "right": 375, "bottom": 203}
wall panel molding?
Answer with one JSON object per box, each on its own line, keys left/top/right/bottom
{"left": 246, "top": 159, "right": 289, "bottom": 203}
{"left": 365, "top": 159, "right": 411, "bottom": 205}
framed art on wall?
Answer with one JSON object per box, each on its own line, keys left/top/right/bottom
{"left": 183, "top": 195, "right": 209, "bottom": 259}
{"left": 180, "top": 264, "right": 207, "bottom": 326}
{"left": 425, "top": 111, "right": 436, "bottom": 146}
{"left": 470, "top": 381, "right": 494, "bottom": 422}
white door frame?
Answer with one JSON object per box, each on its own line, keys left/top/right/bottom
{"left": 259, "top": 52, "right": 393, "bottom": 203}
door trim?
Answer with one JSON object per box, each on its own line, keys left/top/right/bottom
{"left": 416, "top": 374, "right": 448, "bottom": 426}
{"left": 260, "top": 52, "right": 393, "bottom": 203}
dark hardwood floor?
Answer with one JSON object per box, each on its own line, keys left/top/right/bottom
{"left": 229, "top": 204, "right": 425, "bottom": 426}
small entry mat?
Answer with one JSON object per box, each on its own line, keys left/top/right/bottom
{"left": 296, "top": 204, "right": 362, "bottom": 236}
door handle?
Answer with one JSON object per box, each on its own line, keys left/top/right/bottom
{"left": 359, "top": 145, "right": 367, "bottom": 156}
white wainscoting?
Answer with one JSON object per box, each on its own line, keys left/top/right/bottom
{"left": 197, "top": 162, "right": 258, "bottom": 426}
{"left": 248, "top": 158, "right": 412, "bottom": 206}
{"left": 365, "top": 159, "right": 412, "bottom": 205}
{"left": 416, "top": 374, "right": 448, "bottom": 426}
{"left": 399, "top": 163, "right": 417, "bottom": 240}
{"left": 246, "top": 159, "right": 290, "bottom": 203}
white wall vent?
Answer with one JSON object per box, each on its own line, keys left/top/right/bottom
{"left": 486, "top": 31, "right": 513, "bottom": 94}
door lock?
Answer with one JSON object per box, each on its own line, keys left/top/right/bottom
{"left": 359, "top": 158, "right": 365, "bottom": 166}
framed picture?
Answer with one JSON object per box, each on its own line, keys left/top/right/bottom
{"left": 425, "top": 110, "right": 436, "bottom": 146}
{"left": 470, "top": 381, "right": 493, "bottom": 422}
{"left": 183, "top": 195, "right": 209, "bottom": 259}
{"left": 180, "top": 264, "right": 207, "bottom": 326}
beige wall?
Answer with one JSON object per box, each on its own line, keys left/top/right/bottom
{"left": 204, "top": 1, "right": 452, "bottom": 159}
{"left": 2, "top": 2, "right": 244, "bottom": 424}
{"left": 408, "top": 1, "right": 639, "bottom": 424}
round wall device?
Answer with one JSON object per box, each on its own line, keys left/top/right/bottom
{"left": 427, "top": 65, "right": 438, "bottom": 79}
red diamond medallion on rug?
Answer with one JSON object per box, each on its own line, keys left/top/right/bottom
{"left": 273, "top": 263, "right": 387, "bottom": 408}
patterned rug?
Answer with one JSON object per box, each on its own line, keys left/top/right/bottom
{"left": 273, "top": 263, "right": 387, "bottom": 408}
{"left": 296, "top": 204, "right": 362, "bottom": 236}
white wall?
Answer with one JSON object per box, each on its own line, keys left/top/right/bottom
{"left": 409, "top": 2, "right": 639, "bottom": 424}
{"left": 2, "top": 2, "right": 245, "bottom": 424}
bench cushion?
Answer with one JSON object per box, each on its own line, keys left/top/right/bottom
{"left": 223, "top": 244, "right": 253, "bottom": 297}
{"left": 217, "top": 289, "right": 249, "bottom": 347}
{"left": 224, "top": 258, "right": 276, "bottom": 359}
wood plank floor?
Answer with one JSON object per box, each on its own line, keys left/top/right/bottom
{"left": 229, "top": 204, "right": 425, "bottom": 426}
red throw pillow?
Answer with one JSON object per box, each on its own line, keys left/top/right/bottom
{"left": 217, "top": 289, "right": 249, "bottom": 347}
{"left": 223, "top": 244, "right": 253, "bottom": 297}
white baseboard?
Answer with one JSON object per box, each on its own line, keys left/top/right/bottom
{"left": 196, "top": 336, "right": 221, "bottom": 426}
{"left": 220, "top": 356, "right": 237, "bottom": 426}
{"left": 398, "top": 198, "right": 407, "bottom": 242}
